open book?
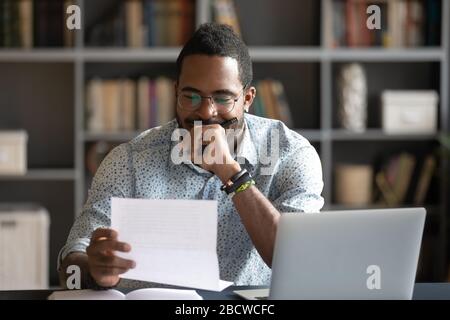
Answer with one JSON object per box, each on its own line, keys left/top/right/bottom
{"left": 47, "top": 288, "right": 203, "bottom": 300}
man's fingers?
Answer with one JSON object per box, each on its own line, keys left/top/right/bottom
{"left": 92, "top": 266, "right": 129, "bottom": 276}
{"left": 91, "top": 228, "right": 118, "bottom": 242}
{"left": 87, "top": 239, "right": 131, "bottom": 256}
{"left": 94, "top": 255, "right": 136, "bottom": 270}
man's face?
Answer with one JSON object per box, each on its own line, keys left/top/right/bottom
{"left": 175, "top": 54, "right": 255, "bottom": 131}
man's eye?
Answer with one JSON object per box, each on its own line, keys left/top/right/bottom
{"left": 184, "top": 94, "right": 197, "bottom": 100}
{"left": 214, "top": 96, "right": 232, "bottom": 104}
{"left": 183, "top": 94, "right": 201, "bottom": 103}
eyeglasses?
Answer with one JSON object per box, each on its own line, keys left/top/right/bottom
{"left": 177, "top": 86, "right": 247, "bottom": 114}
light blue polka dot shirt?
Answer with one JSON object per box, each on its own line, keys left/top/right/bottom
{"left": 59, "top": 114, "right": 324, "bottom": 287}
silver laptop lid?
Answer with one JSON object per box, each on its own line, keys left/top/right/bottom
{"left": 269, "top": 208, "right": 426, "bottom": 300}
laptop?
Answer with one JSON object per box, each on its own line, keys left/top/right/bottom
{"left": 234, "top": 208, "right": 426, "bottom": 300}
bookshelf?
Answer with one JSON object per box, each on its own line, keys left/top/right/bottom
{"left": 0, "top": 0, "right": 449, "bottom": 285}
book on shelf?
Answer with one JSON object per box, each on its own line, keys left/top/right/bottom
{"left": 375, "top": 152, "right": 416, "bottom": 206}
{"left": 375, "top": 152, "right": 437, "bottom": 206}
{"left": 212, "top": 0, "right": 241, "bottom": 37}
{"left": 413, "top": 154, "right": 436, "bottom": 205}
{"left": 86, "top": 77, "right": 293, "bottom": 133}
{"left": 87, "top": 0, "right": 195, "bottom": 48}
{"left": 86, "top": 77, "right": 175, "bottom": 133}
{"left": 324, "top": 0, "right": 441, "bottom": 48}
{"left": 0, "top": 0, "right": 75, "bottom": 48}
{"left": 250, "top": 79, "right": 293, "bottom": 127}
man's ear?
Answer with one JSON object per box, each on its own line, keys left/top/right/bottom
{"left": 244, "top": 86, "right": 256, "bottom": 112}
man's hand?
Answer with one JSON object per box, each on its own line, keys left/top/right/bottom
{"left": 190, "top": 124, "right": 241, "bottom": 183}
{"left": 86, "top": 228, "right": 136, "bottom": 287}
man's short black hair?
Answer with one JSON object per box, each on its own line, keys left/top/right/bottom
{"left": 176, "top": 23, "right": 252, "bottom": 88}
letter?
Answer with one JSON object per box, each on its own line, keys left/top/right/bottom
{"left": 268, "top": 305, "right": 275, "bottom": 315}
{"left": 366, "top": 5, "right": 381, "bottom": 30}
{"left": 171, "top": 128, "right": 191, "bottom": 164}
{"left": 66, "top": 265, "right": 81, "bottom": 289}
{"left": 260, "top": 128, "right": 280, "bottom": 175}
{"left": 193, "top": 121, "right": 203, "bottom": 165}
{"left": 366, "top": 264, "right": 381, "bottom": 290}
{"left": 203, "top": 128, "right": 226, "bottom": 165}
{"left": 66, "top": 5, "right": 81, "bottom": 30}
{"left": 202, "top": 307, "right": 209, "bottom": 318}
{"left": 175, "top": 307, "right": 181, "bottom": 315}
{"left": 226, "top": 305, "right": 235, "bottom": 315}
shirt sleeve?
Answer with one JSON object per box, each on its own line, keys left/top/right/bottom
{"left": 57, "top": 143, "right": 134, "bottom": 270}
{"left": 271, "top": 143, "right": 325, "bottom": 214}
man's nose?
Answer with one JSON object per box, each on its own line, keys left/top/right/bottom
{"left": 195, "top": 97, "right": 217, "bottom": 120}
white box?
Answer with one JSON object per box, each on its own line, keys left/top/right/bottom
{"left": 0, "top": 130, "right": 28, "bottom": 175}
{"left": 0, "top": 204, "right": 50, "bottom": 290}
{"left": 381, "top": 90, "right": 438, "bottom": 134}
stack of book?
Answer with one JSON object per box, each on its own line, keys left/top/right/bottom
{"left": 87, "top": 0, "right": 195, "bottom": 47}
{"left": 0, "top": 0, "right": 75, "bottom": 48}
{"left": 85, "top": 77, "right": 175, "bottom": 133}
{"left": 251, "top": 80, "right": 293, "bottom": 127}
{"left": 324, "top": 0, "right": 441, "bottom": 48}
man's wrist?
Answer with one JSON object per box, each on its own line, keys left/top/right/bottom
{"left": 215, "top": 161, "right": 242, "bottom": 184}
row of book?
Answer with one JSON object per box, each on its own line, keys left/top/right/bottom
{"left": 87, "top": 0, "right": 195, "bottom": 47}
{"left": 375, "top": 152, "right": 437, "bottom": 206}
{"left": 85, "top": 76, "right": 294, "bottom": 133}
{"left": 0, "top": 0, "right": 75, "bottom": 48}
{"left": 86, "top": 77, "right": 175, "bottom": 133}
{"left": 324, "top": 0, "right": 441, "bottom": 48}
{"left": 251, "top": 80, "right": 293, "bottom": 128}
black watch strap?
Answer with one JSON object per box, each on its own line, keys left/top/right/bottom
{"left": 220, "top": 169, "right": 248, "bottom": 191}
{"left": 223, "top": 171, "right": 252, "bottom": 195}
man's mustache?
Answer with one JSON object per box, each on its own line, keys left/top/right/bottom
{"left": 186, "top": 119, "right": 222, "bottom": 126}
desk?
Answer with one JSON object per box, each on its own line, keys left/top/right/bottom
{"left": 1, "top": 283, "right": 450, "bottom": 300}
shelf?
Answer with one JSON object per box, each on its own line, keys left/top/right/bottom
{"left": 0, "top": 48, "right": 182, "bottom": 63}
{"left": 324, "top": 48, "right": 444, "bottom": 62}
{"left": 0, "top": 169, "right": 77, "bottom": 181}
{"left": 249, "top": 47, "right": 323, "bottom": 62}
{"left": 329, "top": 129, "right": 439, "bottom": 141}
{"left": 294, "top": 129, "right": 323, "bottom": 142}
{"left": 82, "top": 48, "right": 182, "bottom": 62}
{"left": 0, "top": 47, "right": 444, "bottom": 63}
{"left": 0, "top": 49, "right": 77, "bottom": 62}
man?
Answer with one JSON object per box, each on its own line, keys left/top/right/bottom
{"left": 58, "top": 23, "right": 324, "bottom": 289}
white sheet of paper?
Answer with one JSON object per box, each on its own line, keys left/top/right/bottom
{"left": 111, "top": 197, "right": 233, "bottom": 291}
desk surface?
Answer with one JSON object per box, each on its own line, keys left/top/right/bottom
{"left": 1, "top": 283, "right": 450, "bottom": 300}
